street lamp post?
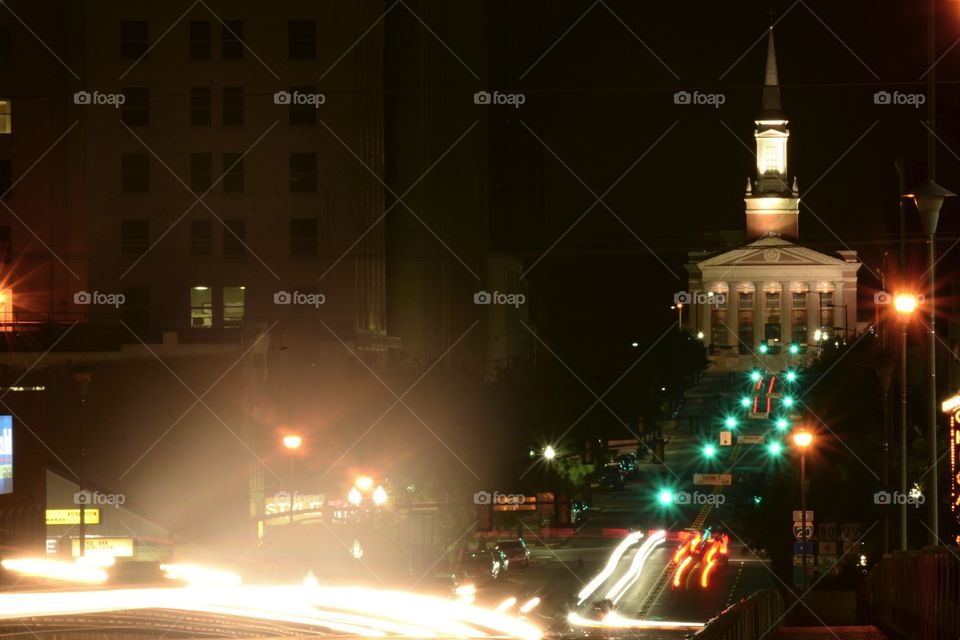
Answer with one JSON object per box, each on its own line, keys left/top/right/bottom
{"left": 894, "top": 293, "right": 918, "bottom": 550}
{"left": 72, "top": 368, "right": 92, "bottom": 558}
{"left": 793, "top": 430, "right": 813, "bottom": 591}
{"left": 282, "top": 434, "right": 302, "bottom": 524}
{"left": 906, "top": 181, "right": 955, "bottom": 545}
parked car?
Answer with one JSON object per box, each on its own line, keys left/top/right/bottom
{"left": 457, "top": 549, "right": 508, "bottom": 581}
{"left": 495, "top": 539, "right": 530, "bottom": 568}
{"left": 598, "top": 468, "right": 625, "bottom": 490}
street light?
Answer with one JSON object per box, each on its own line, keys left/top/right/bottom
{"left": 348, "top": 486, "right": 362, "bottom": 506}
{"left": 373, "top": 485, "right": 388, "bottom": 506}
{"left": 894, "top": 292, "right": 918, "bottom": 550}
{"left": 282, "top": 434, "right": 302, "bottom": 523}
{"left": 792, "top": 430, "right": 814, "bottom": 591}
{"left": 543, "top": 445, "right": 556, "bottom": 460}
{"left": 355, "top": 476, "right": 374, "bottom": 492}
{"left": 905, "top": 180, "right": 955, "bottom": 545}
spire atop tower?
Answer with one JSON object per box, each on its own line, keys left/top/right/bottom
{"left": 760, "top": 28, "right": 784, "bottom": 120}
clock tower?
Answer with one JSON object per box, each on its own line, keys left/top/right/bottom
{"left": 745, "top": 28, "right": 800, "bottom": 241}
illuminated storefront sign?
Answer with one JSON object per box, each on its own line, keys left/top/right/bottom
{"left": 0, "top": 415, "right": 11, "bottom": 495}
{"left": 942, "top": 393, "right": 960, "bottom": 545}
{"left": 46, "top": 509, "right": 101, "bottom": 525}
{"left": 264, "top": 492, "right": 326, "bottom": 525}
{"left": 70, "top": 537, "right": 134, "bottom": 557}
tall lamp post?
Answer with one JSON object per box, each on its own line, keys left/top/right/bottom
{"left": 894, "top": 293, "right": 918, "bottom": 550}
{"left": 905, "top": 180, "right": 955, "bottom": 544}
{"left": 793, "top": 430, "right": 813, "bottom": 591}
{"left": 282, "top": 434, "right": 302, "bottom": 524}
{"left": 72, "top": 368, "right": 92, "bottom": 558}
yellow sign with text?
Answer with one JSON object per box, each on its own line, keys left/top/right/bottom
{"left": 70, "top": 537, "right": 133, "bottom": 557}
{"left": 45, "top": 509, "right": 100, "bottom": 525}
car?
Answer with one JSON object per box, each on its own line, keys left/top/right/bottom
{"left": 457, "top": 549, "right": 507, "bottom": 581}
{"left": 424, "top": 572, "right": 476, "bottom": 602}
{"left": 495, "top": 539, "right": 530, "bottom": 568}
{"left": 598, "top": 468, "right": 625, "bottom": 490}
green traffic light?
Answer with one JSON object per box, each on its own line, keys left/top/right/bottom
{"left": 740, "top": 396, "right": 751, "bottom": 408}
{"left": 785, "top": 370, "right": 797, "bottom": 383}
{"left": 750, "top": 370, "right": 762, "bottom": 382}
{"left": 703, "top": 444, "right": 716, "bottom": 458}
{"left": 768, "top": 441, "right": 783, "bottom": 455}
{"left": 789, "top": 344, "right": 800, "bottom": 355}
{"left": 724, "top": 416, "right": 737, "bottom": 429}
{"left": 783, "top": 396, "right": 794, "bottom": 408}
{"left": 657, "top": 489, "right": 674, "bottom": 506}
{"left": 775, "top": 418, "right": 789, "bottom": 430}
{"left": 758, "top": 344, "right": 769, "bottom": 354}
{"left": 753, "top": 495, "right": 763, "bottom": 505}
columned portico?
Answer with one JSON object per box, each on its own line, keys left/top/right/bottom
{"left": 806, "top": 281, "right": 819, "bottom": 344}
{"left": 753, "top": 281, "right": 765, "bottom": 348}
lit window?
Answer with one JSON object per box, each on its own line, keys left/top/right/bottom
{"left": 223, "top": 286, "right": 245, "bottom": 329}
{"left": 190, "top": 286, "right": 213, "bottom": 328}
{"left": 0, "top": 288, "right": 12, "bottom": 332}
{"left": 0, "top": 100, "right": 10, "bottom": 134}
{"left": 758, "top": 138, "right": 784, "bottom": 175}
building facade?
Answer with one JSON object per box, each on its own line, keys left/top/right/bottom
{"left": 685, "top": 30, "right": 861, "bottom": 372}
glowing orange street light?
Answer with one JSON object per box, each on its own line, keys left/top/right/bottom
{"left": 792, "top": 431, "right": 813, "bottom": 449}
{"left": 355, "top": 476, "right": 374, "bottom": 492}
{"left": 282, "top": 434, "right": 302, "bottom": 450}
{"left": 893, "top": 293, "right": 919, "bottom": 316}
{"left": 792, "top": 429, "right": 814, "bottom": 591}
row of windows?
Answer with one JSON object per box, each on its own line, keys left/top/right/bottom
{"left": 118, "top": 87, "right": 322, "bottom": 127}
{"left": 121, "top": 19, "right": 317, "bottom": 61}
{"left": 120, "top": 218, "right": 319, "bottom": 256}
{"left": 120, "top": 152, "right": 317, "bottom": 193}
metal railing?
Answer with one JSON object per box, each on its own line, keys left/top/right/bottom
{"left": 693, "top": 589, "right": 784, "bottom": 640}
{"left": 860, "top": 546, "right": 960, "bottom": 640}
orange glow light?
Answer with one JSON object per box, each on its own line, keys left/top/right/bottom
{"left": 894, "top": 293, "right": 919, "bottom": 315}
{"left": 282, "top": 435, "right": 302, "bottom": 450}
{"left": 792, "top": 431, "right": 813, "bottom": 449}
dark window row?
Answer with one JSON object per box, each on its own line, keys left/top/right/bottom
{"left": 119, "top": 86, "right": 319, "bottom": 127}
{"left": 121, "top": 218, "right": 318, "bottom": 256}
{"left": 121, "top": 19, "right": 315, "bottom": 61}
{"left": 121, "top": 152, "right": 315, "bottom": 193}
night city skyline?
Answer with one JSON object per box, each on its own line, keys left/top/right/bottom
{"left": 0, "top": 2, "right": 956, "bottom": 639}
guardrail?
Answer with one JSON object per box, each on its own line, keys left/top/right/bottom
{"left": 860, "top": 546, "right": 960, "bottom": 640}
{"left": 693, "top": 589, "right": 784, "bottom": 640}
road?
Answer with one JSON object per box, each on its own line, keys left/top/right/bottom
{"left": 470, "top": 429, "right": 781, "bottom": 636}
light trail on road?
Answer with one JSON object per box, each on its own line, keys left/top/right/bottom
{"left": 0, "top": 584, "right": 542, "bottom": 639}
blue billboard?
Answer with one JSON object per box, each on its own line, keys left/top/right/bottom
{"left": 0, "top": 415, "right": 11, "bottom": 494}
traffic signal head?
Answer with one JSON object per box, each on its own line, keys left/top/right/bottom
{"left": 724, "top": 416, "right": 737, "bottom": 429}
{"left": 785, "top": 370, "right": 797, "bottom": 383}
{"left": 657, "top": 489, "right": 674, "bottom": 506}
{"left": 740, "top": 396, "right": 751, "bottom": 408}
{"left": 758, "top": 344, "right": 769, "bottom": 354}
{"left": 703, "top": 444, "right": 716, "bottom": 458}
{"left": 789, "top": 343, "right": 800, "bottom": 355}
{"left": 782, "top": 395, "right": 794, "bottom": 408}
{"left": 767, "top": 441, "right": 783, "bottom": 456}
{"left": 775, "top": 417, "right": 789, "bottom": 431}
{"left": 750, "top": 370, "right": 762, "bottom": 382}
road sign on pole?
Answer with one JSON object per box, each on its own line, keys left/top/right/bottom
{"left": 694, "top": 473, "right": 732, "bottom": 486}
{"left": 793, "top": 510, "right": 814, "bottom": 522}
{"left": 793, "top": 522, "right": 814, "bottom": 540}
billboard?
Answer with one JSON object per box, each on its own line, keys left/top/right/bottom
{"left": 0, "top": 415, "right": 11, "bottom": 494}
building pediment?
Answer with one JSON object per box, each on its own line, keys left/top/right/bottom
{"left": 697, "top": 238, "right": 852, "bottom": 270}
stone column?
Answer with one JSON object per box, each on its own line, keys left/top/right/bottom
{"left": 781, "top": 282, "right": 793, "bottom": 346}
{"left": 701, "top": 291, "right": 712, "bottom": 347}
{"left": 753, "top": 281, "right": 765, "bottom": 348}
{"left": 834, "top": 281, "right": 845, "bottom": 337}
{"left": 727, "top": 283, "right": 739, "bottom": 350}
{"left": 806, "top": 281, "right": 819, "bottom": 344}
